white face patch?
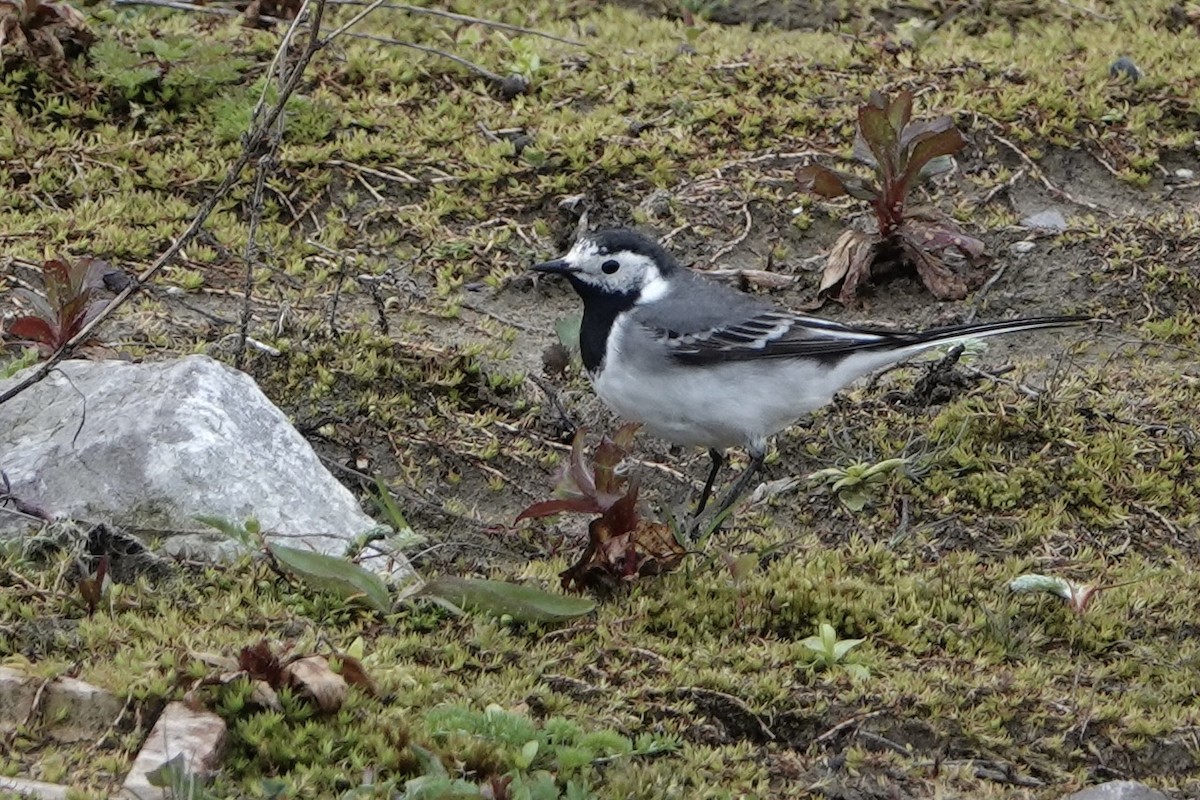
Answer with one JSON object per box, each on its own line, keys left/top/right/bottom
{"left": 563, "top": 238, "right": 667, "bottom": 299}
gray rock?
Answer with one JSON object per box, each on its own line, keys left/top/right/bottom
{"left": 1020, "top": 209, "right": 1069, "bottom": 232}
{"left": 1109, "top": 56, "right": 1143, "bottom": 83}
{"left": 0, "top": 356, "right": 412, "bottom": 580}
{"left": 1062, "top": 780, "right": 1171, "bottom": 800}
{"left": 1010, "top": 240, "right": 1037, "bottom": 256}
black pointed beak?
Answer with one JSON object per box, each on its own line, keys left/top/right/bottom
{"left": 532, "top": 258, "right": 577, "bottom": 275}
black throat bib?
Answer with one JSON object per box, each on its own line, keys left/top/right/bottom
{"left": 567, "top": 277, "right": 638, "bottom": 373}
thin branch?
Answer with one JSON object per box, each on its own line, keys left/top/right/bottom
{"left": 322, "top": 0, "right": 386, "bottom": 43}
{"left": 0, "top": 0, "right": 328, "bottom": 407}
{"left": 325, "top": 0, "right": 584, "bottom": 45}
{"left": 235, "top": 154, "right": 273, "bottom": 369}
{"left": 252, "top": 0, "right": 312, "bottom": 121}
{"left": 343, "top": 30, "right": 503, "bottom": 83}
{"left": 113, "top": 0, "right": 510, "bottom": 85}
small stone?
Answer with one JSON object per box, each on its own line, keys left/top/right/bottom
{"left": 1020, "top": 209, "right": 1068, "bottom": 232}
{"left": 121, "top": 702, "right": 227, "bottom": 800}
{"left": 497, "top": 73, "right": 531, "bottom": 100}
{"left": 1174, "top": 168, "right": 1195, "bottom": 180}
{"left": 1061, "top": 780, "right": 1171, "bottom": 800}
{"left": 0, "top": 776, "right": 72, "bottom": 800}
{"left": 1109, "top": 56, "right": 1143, "bottom": 83}
{"left": 1010, "top": 240, "right": 1036, "bottom": 255}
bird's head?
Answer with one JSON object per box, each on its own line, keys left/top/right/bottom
{"left": 533, "top": 228, "right": 678, "bottom": 304}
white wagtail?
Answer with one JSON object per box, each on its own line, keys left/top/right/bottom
{"left": 533, "top": 228, "right": 1089, "bottom": 524}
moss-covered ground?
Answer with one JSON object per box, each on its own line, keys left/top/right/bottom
{"left": 3, "top": 0, "right": 1200, "bottom": 797}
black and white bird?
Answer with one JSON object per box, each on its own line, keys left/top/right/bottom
{"left": 533, "top": 228, "right": 1088, "bottom": 525}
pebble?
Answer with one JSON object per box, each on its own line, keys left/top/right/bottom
{"left": 1109, "top": 56, "right": 1143, "bottom": 83}
{"left": 1010, "top": 240, "right": 1036, "bottom": 255}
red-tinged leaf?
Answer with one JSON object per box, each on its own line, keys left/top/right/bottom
{"left": 6, "top": 316, "right": 60, "bottom": 347}
{"left": 858, "top": 103, "right": 898, "bottom": 181}
{"left": 41, "top": 258, "right": 72, "bottom": 311}
{"left": 516, "top": 496, "right": 603, "bottom": 522}
{"left": 796, "top": 164, "right": 850, "bottom": 198}
{"left": 607, "top": 482, "right": 641, "bottom": 536}
{"left": 14, "top": 288, "right": 57, "bottom": 323}
{"left": 903, "top": 128, "right": 966, "bottom": 192}
{"left": 592, "top": 428, "right": 631, "bottom": 496}
{"left": 59, "top": 294, "right": 92, "bottom": 337}
{"left": 901, "top": 220, "right": 986, "bottom": 259}
{"left": 887, "top": 89, "right": 914, "bottom": 135}
{"left": 898, "top": 116, "right": 955, "bottom": 153}
{"left": 566, "top": 428, "right": 596, "bottom": 499}
{"left": 593, "top": 447, "right": 621, "bottom": 495}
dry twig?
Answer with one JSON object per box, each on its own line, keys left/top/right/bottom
{"left": 0, "top": 0, "right": 329, "bottom": 406}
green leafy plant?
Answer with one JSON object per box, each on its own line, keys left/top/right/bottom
{"left": 4, "top": 256, "right": 112, "bottom": 357}
{"left": 796, "top": 88, "right": 985, "bottom": 303}
{"left": 808, "top": 457, "right": 908, "bottom": 511}
{"left": 199, "top": 514, "right": 595, "bottom": 623}
{"left": 799, "top": 622, "right": 868, "bottom": 678}
{"left": 89, "top": 36, "right": 250, "bottom": 113}
{"left": 1, "top": 347, "right": 39, "bottom": 378}
{"left": 409, "top": 703, "right": 679, "bottom": 799}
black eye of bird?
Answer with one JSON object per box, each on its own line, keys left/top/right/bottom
{"left": 601, "top": 259, "right": 620, "bottom": 274}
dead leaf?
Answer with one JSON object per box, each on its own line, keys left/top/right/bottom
{"left": 560, "top": 485, "right": 687, "bottom": 593}
{"left": 333, "top": 653, "right": 379, "bottom": 697}
{"left": 816, "top": 229, "right": 878, "bottom": 304}
{"left": 248, "top": 679, "right": 282, "bottom": 711}
{"left": 900, "top": 240, "right": 969, "bottom": 301}
{"left": 283, "top": 656, "right": 348, "bottom": 713}
{"left": 238, "top": 639, "right": 284, "bottom": 686}
{"left": 0, "top": 0, "right": 93, "bottom": 68}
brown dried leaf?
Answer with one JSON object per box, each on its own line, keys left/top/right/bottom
{"left": 283, "top": 655, "right": 348, "bottom": 713}
{"left": 0, "top": 0, "right": 93, "bottom": 66}
{"left": 899, "top": 240, "right": 969, "bottom": 301}
{"left": 560, "top": 487, "right": 686, "bottom": 593}
{"left": 238, "top": 639, "right": 284, "bottom": 686}
{"left": 334, "top": 653, "right": 379, "bottom": 697}
{"left": 248, "top": 679, "right": 282, "bottom": 711}
{"left": 818, "top": 229, "right": 878, "bottom": 302}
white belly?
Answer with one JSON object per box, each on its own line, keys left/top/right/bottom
{"left": 589, "top": 324, "right": 838, "bottom": 451}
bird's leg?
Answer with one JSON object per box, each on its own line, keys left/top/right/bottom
{"left": 687, "top": 448, "right": 765, "bottom": 541}
{"left": 709, "top": 448, "right": 766, "bottom": 524}
{"left": 694, "top": 448, "right": 725, "bottom": 515}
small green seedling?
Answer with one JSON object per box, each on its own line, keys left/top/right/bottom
{"left": 808, "top": 457, "right": 907, "bottom": 511}
{"left": 799, "top": 622, "right": 868, "bottom": 678}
